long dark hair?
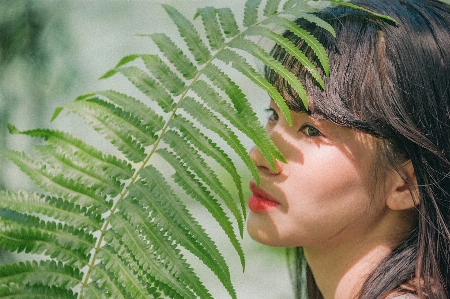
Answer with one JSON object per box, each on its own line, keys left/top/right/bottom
{"left": 266, "top": 0, "right": 450, "bottom": 298}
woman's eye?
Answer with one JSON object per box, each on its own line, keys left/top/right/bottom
{"left": 300, "top": 124, "right": 321, "bottom": 137}
{"left": 265, "top": 108, "right": 279, "bottom": 122}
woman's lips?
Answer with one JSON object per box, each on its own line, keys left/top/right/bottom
{"left": 248, "top": 181, "right": 280, "bottom": 212}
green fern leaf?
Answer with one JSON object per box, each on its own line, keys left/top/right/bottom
{"left": 169, "top": 114, "right": 246, "bottom": 214}
{"left": 0, "top": 284, "right": 77, "bottom": 298}
{"left": 128, "top": 165, "right": 236, "bottom": 299}
{"left": 156, "top": 148, "right": 245, "bottom": 268}
{"left": 245, "top": 25, "right": 325, "bottom": 88}
{"left": 99, "top": 54, "right": 141, "bottom": 79}
{"left": 62, "top": 98, "right": 151, "bottom": 162}
{"left": 196, "top": 7, "right": 226, "bottom": 50}
{"left": 96, "top": 90, "right": 165, "bottom": 132}
{"left": 32, "top": 145, "right": 123, "bottom": 197}
{"left": 162, "top": 129, "right": 244, "bottom": 235}
{"left": 191, "top": 76, "right": 285, "bottom": 167}
{"left": 282, "top": 0, "right": 299, "bottom": 10}
{"left": 11, "top": 127, "right": 134, "bottom": 181}
{"left": 216, "top": 8, "right": 240, "bottom": 38}
{"left": 263, "top": 15, "right": 331, "bottom": 76}
{"left": 74, "top": 96, "right": 158, "bottom": 147}
{"left": 0, "top": 210, "right": 94, "bottom": 267}
{"left": 264, "top": 0, "right": 282, "bottom": 16}
{"left": 328, "top": 0, "right": 397, "bottom": 23}
{"left": 229, "top": 37, "right": 309, "bottom": 108}
{"left": 244, "top": 0, "right": 263, "bottom": 27}
{"left": 81, "top": 266, "right": 133, "bottom": 299}
{"left": 150, "top": 33, "right": 198, "bottom": 80}
{"left": 21, "top": 130, "right": 131, "bottom": 196}
{"left": 118, "top": 65, "right": 175, "bottom": 113}
{"left": 0, "top": 260, "right": 81, "bottom": 292}
{"left": 110, "top": 204, "right": 215, "bottom": 299}
{"left": 162, "top": 5, "right": 211, "bottom": 65}
{"left": 215, "top": 48, "right": 292, "bottom": 125}
{"left": 283, "top": 9, "right": 336, "bottom": 37}
{"left": 0, "top": 191, "right": 101, "bottom": 232}
{"left": 102, "top": 209, "right": 214, "bottom": 299}
{"left": 141, "top": 54, "right": 186, "bottom": 96}
{"left": 93, "top": 245, "right": 157, "bottom": 299}
{"left": 178, "top": 96, "right": 260, "bottom": 185}
{"left": 1, "top": 150, "right": 111, "bottom": 213}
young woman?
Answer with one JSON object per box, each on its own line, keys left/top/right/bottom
{"left": 246, "top": 0, "right": 450, "bottom": 298}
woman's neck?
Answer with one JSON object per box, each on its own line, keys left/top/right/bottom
{"left": 304, "top": 240, "right": 393, "bottom": 299}
{"left": 303, "top": 206, "right": 417, "bottom": 299}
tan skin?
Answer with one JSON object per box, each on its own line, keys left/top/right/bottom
{"left": 247, "top": 100, "right": 418, "bottom": 299}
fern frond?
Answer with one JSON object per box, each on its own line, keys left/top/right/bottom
{"left": 282, "top": 0, "right": 300, "bottom": 10}
{"left": 32, "top": 145, "right": 123, "bottom": 197}
{"left": 328, "top": 0, "right": 397, "bottom": 23}
{"left": 0, "top": 283, "right": 76, "bottom": 299}
{"left": 216, "top": 8, "right": 240, "bottom": 38}
{"left": 7, "top": 125, "right": 134, "bottom": 182}
{"left": 156, "top": 148, "right": 245, "bottom": 268}
{"left": 261, "top": 15, "right": 331, "bottom": 77}
{"left": 141, "top": 55, "right": 186, "bottom": 96}
{"left": 117, "top": 66, "right": 175, "bottom": 113}
{"left": 0, "top": 210, "right": 94, "bottom": 267}
{"left": 245, "top": 25, "right": 325, "bottom": 88}
{"left": 162, "top": 129, "right": 244, "bottom": 235}
{"left": 178, "top": 96, "right": 259, "bottom": 184}
{"left": 191, "top": 76, "right": 285, "bottom": 168}
{"left": 169, "top": 114, "right": 246, "bottom": 214}
{"left": 1, "top": 150, "right": 111, "bottom": 213}
{"left": 99, "top": 54, "right": 142, "bottom": 79}
{"left": 282, "top": 9, "right": 336, "bottom": 38}
{"left": 264, "top": 0, "right": 282, "bottom": 16}
{"left": 128, "top": 165, "right": 236, "bottom": 298}
{"left": 150, "top": 33, "right": 198, "bottom": 80}
{"left": 96, "top": 90, "right": 165, "bottom": 132}
{"left": 162, "top": 5, "right": 211, "bottom": 65}
{"left": 215, "top": 47, "right": 292, "bottom": 126}
{"left": 110, "top": 203, "right": 215, "bottom": 299}
{"left": 196, "top": 7, "right": 226, "bottom": 51}
{"left": 82, "top": 265, "right": 125, "bottom": 299}
{"left": 244, "top": 0, "right": 263, "bottom": 27}
{"left": 229, "top": 37, "right": 308, "bottom": 108}
{"left": 63, "top": 98, "right": 155, "bottom": 161}
{"left": 0, "top": 191, "right": 101, "bottom": 232}
{"left": 93, "top": 245, "right": 158, "bottom": 299}
{"left": 0, "top": 260, "right": 81, "bottom": 291}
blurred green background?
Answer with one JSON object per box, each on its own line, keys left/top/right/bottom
{"left": 0, "top": 1, "right": 292, "bottom": 298}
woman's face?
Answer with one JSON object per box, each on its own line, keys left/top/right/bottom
{"left": 247, "top": 100, "right": 391, "bottom": 248}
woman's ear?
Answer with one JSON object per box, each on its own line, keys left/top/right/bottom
{"left": 386, "top": 160, "right": 419, "bottom": 211}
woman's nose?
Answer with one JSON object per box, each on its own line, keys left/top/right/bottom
{"left": 249, "top": 145, "right": 282, "bottom": 175}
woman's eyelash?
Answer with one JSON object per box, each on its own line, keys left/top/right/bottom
{"left": 264, "top": 108, "right": 321, "bottom": 137}
{"left": 300, "top": 124, "right": 321, "bottom": 137}
{"left": 265, "top": 108, "right": 279, "bottom": 121}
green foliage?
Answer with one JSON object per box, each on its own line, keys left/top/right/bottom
{"left": 0, "top": 1, "right": 78, "bottom": 191}
{"left": 0, "top": 0, "right": 386, "bottom": 298}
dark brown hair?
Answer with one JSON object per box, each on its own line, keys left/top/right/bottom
{"left": 267, "top": 0, "right": 450, "bottom": 298}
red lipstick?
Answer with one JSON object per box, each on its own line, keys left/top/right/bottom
{"left": 248, "top": 181, "right": 280, "bottom": 212}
